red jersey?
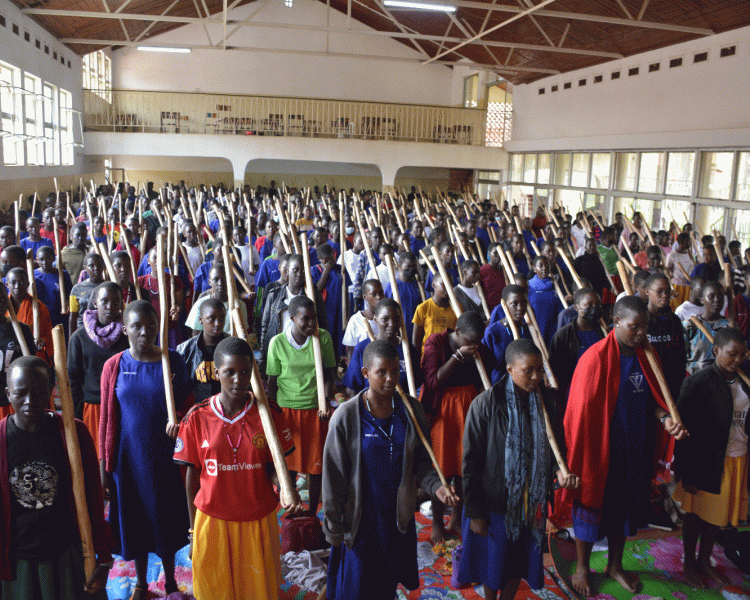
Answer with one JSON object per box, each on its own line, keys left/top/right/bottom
{"left": 40, "top": 227, "right": 66, "bottom": 249}
{"left": 174, "top": 393, "right": 294, "bottom": 521}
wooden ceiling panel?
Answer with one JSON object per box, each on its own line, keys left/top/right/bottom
{"left": 10, "top": 0, "right": 750, "bottom": 84}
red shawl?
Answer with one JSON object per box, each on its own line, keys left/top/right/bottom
{"left": 557, "top": 330, "right": 672, "bottom": 522}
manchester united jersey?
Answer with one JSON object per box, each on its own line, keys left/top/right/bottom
{"left": 174, "top": 393, "right": 294, "bottom": 521}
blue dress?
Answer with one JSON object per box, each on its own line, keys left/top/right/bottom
{"left": 573, "top": 354, "right": 654, "bottom": 541}
{"left": 110, "top": 350, "right": 191, "bottom": 560}
{"left": 328, "top": 400, "right": 418, "bottom": 600}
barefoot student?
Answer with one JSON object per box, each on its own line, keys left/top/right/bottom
{"left": 420, "top": 311, "right": 487, "bottom": 544}
{"left": 673, "top": 327, "right": 749, "bottom": 588}
{"left": 457, "top": 339, "right": 580, "bottom": 599}
{"left": 174, "top": 337, "right": 302, "bottom": 600}
{"left": 323, "top": 340, "right": 458, "bottom": 600}
{"left": 0, "top": 356, "right": 113, "bottom": 599}
{"left": 560, "top": 296, "right": 688, "bottom": 596}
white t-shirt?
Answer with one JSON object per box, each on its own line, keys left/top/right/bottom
{"left": 342, "top": 311, "right": 379, "bottom": 348}
{"left": 675, "top": 301, "right": 702, "bottom": 322}
{"left": 456, "top": 284, "right": 481, "bottom": 306}
{"left": 183, "top": 243, "right": 203, "bottom": 277}
{"left": 665, "top": 251, "right": 694, "bottom": 286}
{"left": 727, "top": 379, "right": 750, "bottom": 457}
{"left": 281, "top": 287, "right": 304, "bottom": 333}
{"left": 237, "top": 244, "right": 261, "bottom": 285}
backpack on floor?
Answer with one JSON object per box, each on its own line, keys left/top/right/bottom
{"left": 718, "top": 528, "right": 750, "bottom": 576}
{"left": 281, "top": 514, "right": 326, "bottom": 553}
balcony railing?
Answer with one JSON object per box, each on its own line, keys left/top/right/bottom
{"left": 83, "top": 89, "right": 492, "bottom": 146}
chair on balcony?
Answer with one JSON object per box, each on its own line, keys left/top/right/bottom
{"left": 287, "top": 114, "right": 304, "bottom": 136}
{"left": 380, "top": 118, "right": 398, "bottom": 139}
{"left": 452, "top": 125, "right": 472, "bottom": 145}
{"left": 332, "top": 118, "right": 353, "bottom": 138}
{"left": 115, "top": 113, "right": 139, "bottom": 132}
{"left": 237, "top": 118, "right": 256, "bottom": 135}
{"left": 361, "top": 117, "right": 379, "bottom": 139}
{"left": 304, "top": 120, "right": 321, "bottom": 137}
{"left": 160, "top": 111, "right": 180, "bottom": 133}
{"left": 262, "top": 114, "right": 284, "bottom": 136}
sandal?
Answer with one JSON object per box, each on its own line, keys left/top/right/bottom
{"left": 129, "top": 585, "right": 153, "bottom": 600}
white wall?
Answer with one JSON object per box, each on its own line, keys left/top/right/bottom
{"left": 111, "top": 0, "right": 457, "bottom": 106}
{"left": 0, "top": 0, "right": 84, "bottom": 183}
{"left": 508, "top": 25, "right": 750, "bottom": 152}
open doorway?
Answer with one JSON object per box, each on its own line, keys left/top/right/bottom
{"left": 485, "top": 82, "right": 512, "bottom": 147}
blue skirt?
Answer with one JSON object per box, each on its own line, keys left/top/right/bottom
{"left": 456, "top": 510, "right": 544, "bottom": 591}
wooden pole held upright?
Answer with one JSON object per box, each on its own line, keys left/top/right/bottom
{"left": 52, "top": 325, "right": 97, "bottom": 581}
{"left": 382, "top": 254, "right": 418, "bottom": 397}
{"left": 643, "top": 340, "right": 684, "bottom": 428}
{"left": 156, "top": 234, "right": 178, "bottom": 426}
{"left": 25, "top": 258, "right": 40, "bottom": 342}
{"left": 429, "top": 246, "right": 491, "bottom": 390}
{"left": 300, "top": 234, "right": 329, "bottom": 415}
{"left": 6, "top": 299, "right": 30, "bottom": 356}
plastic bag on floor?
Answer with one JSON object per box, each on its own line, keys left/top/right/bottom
{"left": 281, "top": 549, "right": 328, "bottom": 594}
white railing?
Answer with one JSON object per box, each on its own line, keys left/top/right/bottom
{"left": 83, "top": 89, "right": 491, "bottom": 146}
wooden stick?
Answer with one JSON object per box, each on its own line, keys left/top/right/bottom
{"left": 52, "top": 325, "right": 97, "bottom": 581}
{"left": 6, "top": 299, "right": 30, "bottom": 356}
{"left": 476, "top": 281, "right": 491, "bottom": 320}
{"left": 617, "top": 260, "right": 634, "bottom": 295}
{"left": 96, "top": 242, "right": 118, "bottom": 283}
{"left": 339, "top": 196, "right": 348, "bottom": 334}
{"left": 688, "top": 316, "right": 750, "bottom": 389}
{"left": 25, "top": 258, "right": 40, "bottom": 342}
{"left": 300, "top": 234, "right": 329, "bottom": 415}
{"left": 221, "top": 245, "right": 241, "bottom": 337}
{"left": 362, "top": 319, "right": 449, "bottom": 489}
{"left": 52, "top": 216, "right": 69, "bottom": 314}
{"left": 556, "top": 246, "right": 584, "bottom": 289}
{"left": 156, "top": 233, "right": 178, "bottom": 425}
{"left": 382, "top": 254, "right": 418, "bottom": 397}
{"left": 15, "top": 198, "right": 20, "bottom": 237}
{"left": 643, "top": 340, "right": 684, "bottom": 427}
{"left": 121, "top": 228, "right": 142, "bottom": 301}
{"left": 429, "top": 246, "right": 491, "bottom": 390}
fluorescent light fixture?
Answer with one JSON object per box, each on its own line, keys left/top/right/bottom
{"left": 383, "top": 0, "right": 456, "bottom": 10}
{"left": 137, "top": 46, "right": 191, "bottom": 53}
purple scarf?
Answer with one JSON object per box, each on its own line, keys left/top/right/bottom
{"left": 83, "top": 309, "right": 123, "bottom": 349}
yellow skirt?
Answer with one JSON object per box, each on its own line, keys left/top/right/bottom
{"left": 193, "top": 509, "right": 282, "bottom": 600}
{"left": 673, "top": 454, "right": 749, "bottom": 527}
{"left": 670, "top": 284, "right": 691, "bottom": 311}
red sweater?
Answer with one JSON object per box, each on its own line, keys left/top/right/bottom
{"left": 479, "top": 263, "right": 506, "bottom": 312}
{"left": 0, "top": 413, "right": 112, "bottom": 580}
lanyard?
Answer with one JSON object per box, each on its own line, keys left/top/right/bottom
{"left": 366, "top": 394, "right": 396, "bottom": 461}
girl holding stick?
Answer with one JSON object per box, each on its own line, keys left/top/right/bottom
{"left": 99, "top": 300, "right": 193, "bottom": 600}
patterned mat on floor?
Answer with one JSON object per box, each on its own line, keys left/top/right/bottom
{"left": 548, "top": 530, "right": 750, "bottom": 600}
{"left": 106, "top": 510, "right": 572, "bottom": 599}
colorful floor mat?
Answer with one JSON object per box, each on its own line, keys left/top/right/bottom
{"left": 106, "top": 511, "right": 571, "bottom": 599}
{"left": 549, "top": 530, "right": 750, "bottom": 600}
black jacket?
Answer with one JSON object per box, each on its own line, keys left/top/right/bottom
{"left": 462, "top": 374, "right": 564, "bottom": 520}
{"left": 549, "top": 320, "right": 604, "bottom": 411}
{"left": 674, "top": 365, "right": 750, "bottom": 494}
{"left": 647, "top": 312, "right": 687, "bottom": 401}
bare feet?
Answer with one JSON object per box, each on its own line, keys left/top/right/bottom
{"left": 605, "top": 565, "right": 639, "bottom": 593}
{"left": 446, "top": 515, "right": 462, "bottom": 538}
{"left": 683, "top": 560, "right": 706, "bottom": 589}
{"left": 431, "top": 520, "right": 447, "bottom": 545}
{"left": 570, "top": 565, "right": 592, "bottom": 597}
{"left": 698, "top": 561, "right": 730, "bottom": 586}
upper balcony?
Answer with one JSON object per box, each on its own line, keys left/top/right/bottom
{"left": 83, "top": 89, "right": 508, "bottom": 148}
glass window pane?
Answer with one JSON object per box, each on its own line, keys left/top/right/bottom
{"left": 554, "top": 153, "right": 571, "bottom": 186}
{"left": 665, "top": 152, "right": 695, "bottom": 196}
{"left": 736, "top": 152, "right": 750, "bottom": 201}
{"left": 591, "top": 153, "right": 611, "bottom": 189}
{"left": 511, "top": 154, "right": 523, "bottom": 181}
{"left": 638, "top": 152, "right": 666, "bottom": 193}
{"left": 615, "top": 152, "right": 638, "bottom": 191}
{"left": 696, "top": 204, "right": 725, "bottom": 236}
{"left": 659, "top": 199, "right": 691, "bottom": 231}
{"left": 733, "top": 209, "right": 750, "bottom": 251}
{"left": 523, "top": 154, "right": 537, "bottom": 183}
{"left": 614, "top": 197, "right": 655, "bottom": 229}
{"left": 571, "top": 153, "right": 590, "bottom": 187}
{"left": 537, "top": 153, "right": 551, "bottom": 184}
{"left": 555, "top": 188, "right": 585, "bottom": 215}
{"left": 699, "top": 151, "right": 734, "bottom": 199}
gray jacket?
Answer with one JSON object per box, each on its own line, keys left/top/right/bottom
{"left": 322, "top": 390, "right": 442, "bottom": 548}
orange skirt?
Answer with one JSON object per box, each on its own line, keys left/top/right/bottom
{"left": 83, "top": 403, "right": 101, "bottom": 459}
{"left": 0, "top": 404, "right": 13, "bottom": 420}
{"left": 670, "top": 284, "right": 691, "bottom": 311}
{"left": 281, "top": 407, "right": 328, "bottom": 475}
{"left": 674, "top": 454, "right": 749, "bottom": 527}
{"left": 429, "top": 384, "right": 477, "bottom": 479}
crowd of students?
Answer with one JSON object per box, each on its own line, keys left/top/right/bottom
{"left": 1, "top": 182, "right": 749, "bottom": 600}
